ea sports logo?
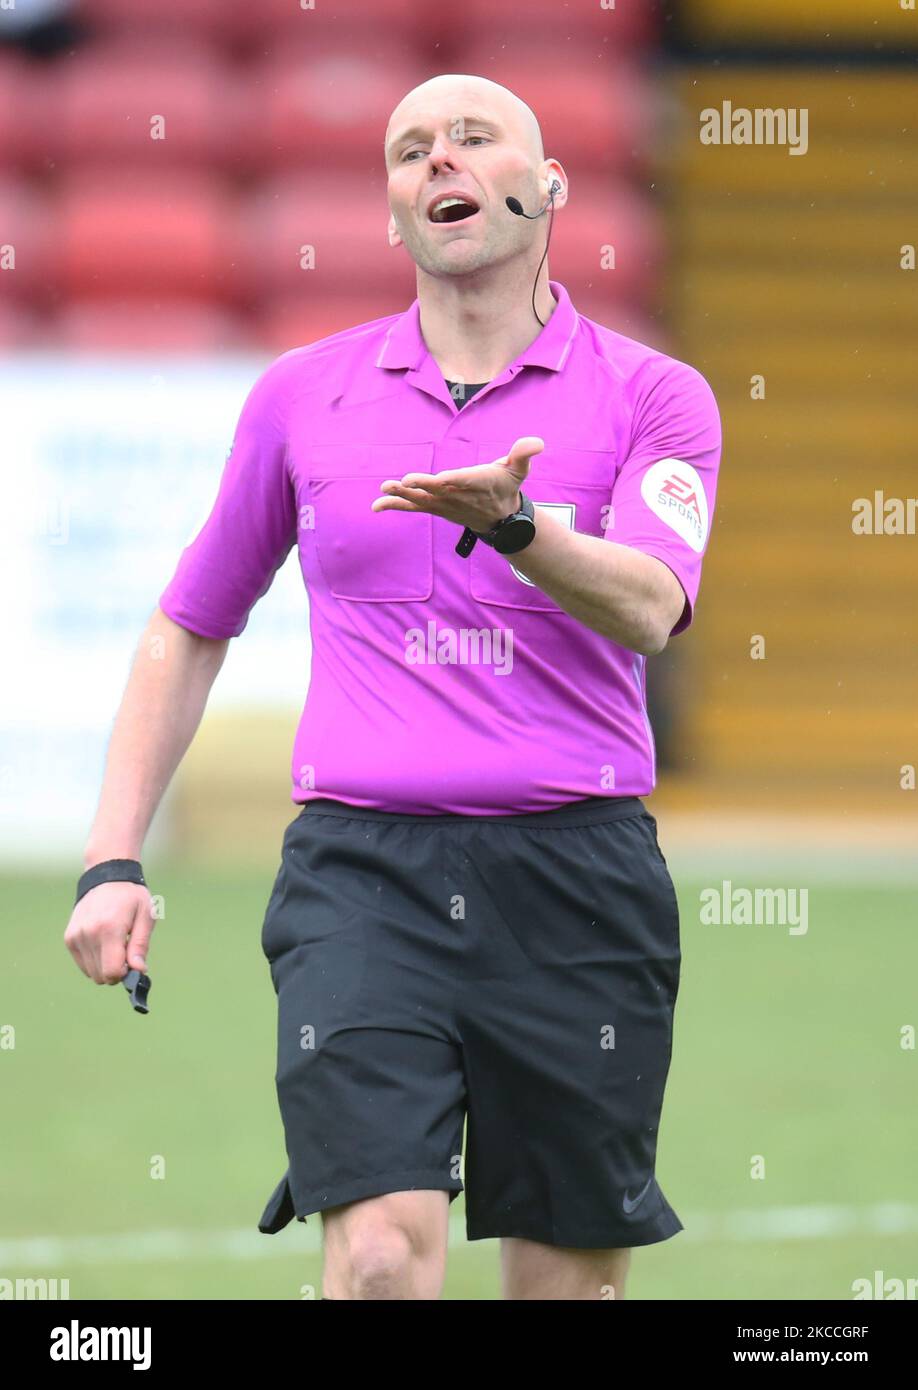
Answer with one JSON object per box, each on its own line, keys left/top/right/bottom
{"left": 640, "top": 459, "right": 708, "bottom": 553}
{"left": 660, "top": 473, "right": 703, "bottom": 522}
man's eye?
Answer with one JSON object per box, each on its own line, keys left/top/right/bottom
{"left": 401, "top": 136, "right": 489, "bottom": 162}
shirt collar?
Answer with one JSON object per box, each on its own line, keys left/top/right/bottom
{"left": 375, "top": 279, "right": 580, "bottom": 376}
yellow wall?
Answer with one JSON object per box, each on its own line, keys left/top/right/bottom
{"left": 686, "top": 1, "right": 918, "bottom": 46}
{"left": 665, "top": 68, "right": 918, "bottom": 807}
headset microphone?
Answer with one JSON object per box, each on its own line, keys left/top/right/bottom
{"left": 505, "top": 180, "right": 562, "bottom": 327}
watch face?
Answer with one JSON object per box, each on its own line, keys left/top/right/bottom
{"left": 493, "top": 515, "right": 537, "bottom": 555}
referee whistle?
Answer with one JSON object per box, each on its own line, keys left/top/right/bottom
{"left": 122, "top": 968, "right": 151, "bottom": 1014}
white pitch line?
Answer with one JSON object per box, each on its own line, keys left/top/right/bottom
{"left": 1, "top": 1204, "right": 917, "bottom": 1269}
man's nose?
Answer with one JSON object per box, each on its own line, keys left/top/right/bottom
{"left": 427, "top": 133, "right": 462, "bottom": 172}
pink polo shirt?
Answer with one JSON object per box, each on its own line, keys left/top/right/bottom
{"left": 158, "top": 280, "right": 721, "bottom": 813}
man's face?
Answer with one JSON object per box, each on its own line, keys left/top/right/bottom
{"left": 385, "top": 83, "right": 543, "bottom": 279}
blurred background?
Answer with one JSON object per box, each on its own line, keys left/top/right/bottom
{"left": 2, "top": 0, "right": 916, "bottom": 1300}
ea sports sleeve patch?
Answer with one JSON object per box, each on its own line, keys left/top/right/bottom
{"left": 639, "top": 458, "right": 710, "bottom": 554}
{"left": 604, "top": 357, "right": 722, "bottom": 636}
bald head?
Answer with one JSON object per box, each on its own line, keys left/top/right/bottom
{"left": 384, "top": 73, "right": 544, "bottom": 169}
{"left": 383, "top": 71, "right": 564, "bottom": 287}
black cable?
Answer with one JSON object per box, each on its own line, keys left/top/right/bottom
{"left": 531, "top": 184, "right": 558, "bottom": 328}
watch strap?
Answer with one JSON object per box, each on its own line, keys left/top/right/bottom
{"left": 455, "top": 526, "right": 478, "bottom": 557}
{"left": 454, "top": 491, "right": 533, "bottom": 556}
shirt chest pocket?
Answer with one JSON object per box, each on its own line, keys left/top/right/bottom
{"left": 306, "top": 443, "right": 435, "bottom": 602}
{"left": 467, "top": 442, "right": 616, "bottom": 613}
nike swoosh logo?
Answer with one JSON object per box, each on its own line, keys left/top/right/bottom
{"left": 622, "top": 1177, "right": 654, "bottom": 1215}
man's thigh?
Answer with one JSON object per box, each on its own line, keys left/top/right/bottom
{"left": 457, "top": 806, "right": 683, "bottom": 1250}
{"left": 259, "top": 805, "right": 468, "bottom": 1236}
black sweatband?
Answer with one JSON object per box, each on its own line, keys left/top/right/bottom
{"left": 75, "top": 858, "right": 147, "bottom": 906}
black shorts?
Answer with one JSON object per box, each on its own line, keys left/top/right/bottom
{"left": 257, "top": 794, "right": 683, "bottom": 1249}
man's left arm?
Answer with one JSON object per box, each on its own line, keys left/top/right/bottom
{"left": 508, "top": 513, "right": 686, "bottom": 656}
{"left": 514, "top": 358, "right": 722, "bottom": 654}
{"left": 373, "top": 358, "right": 721, "bottom": 654}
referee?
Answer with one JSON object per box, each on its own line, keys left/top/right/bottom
{"left": 65, "top": 74, "right": 721, "bottom": 1300}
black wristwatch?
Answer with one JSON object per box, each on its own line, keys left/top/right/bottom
{"left": 455, "top": 492, "right": 536, "bottom": 557}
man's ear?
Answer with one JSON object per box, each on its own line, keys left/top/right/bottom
{"left": 387, "top": 213, "right": 402, "bottom": 249}
{"left": 539, "top": 162, "right": 567, "bottom": 210}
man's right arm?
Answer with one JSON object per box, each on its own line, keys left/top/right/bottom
{"left": 68, "top": 352, "right": 300, "bottom": 986}
{"left": 64, "top": 605, "right": 229, "bottom": 985}
{"left": 82, "top": 605, "right": 229, "bottom": 867}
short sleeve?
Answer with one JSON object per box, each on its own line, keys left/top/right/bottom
{"left": 158, "top": 357, "right": 299, "bottom": 639}
{"left": 605, "top": 358, "right": 722, "bottom": 636}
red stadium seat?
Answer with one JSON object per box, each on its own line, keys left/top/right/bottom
{"left": 233, "top": 175, "right": 416, "bottom": 300}
{"left": 228, "top": 0, "right": 425, "bottom": 45}
{"left": 0, "top": 55, "right": 37, "bottom": 168}
{"left": 547, "top": 179, "right": 665, "bottom": 309}
{"left": 0, "top": 177, "right": 54, "bottom": 298}
{"left": 571, "top": 293, "right": 671, "bottom": 354}
{"left": 37, "top": 40, "right": 251, "bottom": 171}
{"left": 76, "top": 0, "right": 237, "bottom": 43}
{"left": 79, "top": 0, "right": 427, "bottom": 47}
{"left": 54, "top": 299, "right": 251, "bottom": 351}
{"left": 56, "top": 169, "right": 235, "bottom": 299}
{"left": 246, "top": 44, "right": 427, "bottom": 173}
{"left": 0, "top": 298, "right": 44, "bottom": 350}
{"left": 458, "top": 0, "right": 658, "bottom": 47}
{"left": 254, "top": 292, "right": 408, "bottom": 354}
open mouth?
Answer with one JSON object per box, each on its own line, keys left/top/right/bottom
{"left": 428, "top": 196, "right": 480, "bottom": 224}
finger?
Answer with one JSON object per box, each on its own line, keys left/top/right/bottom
{"left": 397, "top": 471, "right": 481, "bottom": 496}
{"left": 126, "top": 905, "right": 154, "bottom": 972}
{"left": 370, "top": 495, "right": 423, "bottom": 512}
{"left": 380, "top": 474, "right": 452, "bottom": 500}
{"left": 77, "top": 904, "right": 125, "bottom": 984}
{"left": 383, "top": 471, "right": 484, "bottom": 496}
{"left": 64, "top": 925, "right": 92, "bottom": 981}
{"left": 377, "top": 478, "right": 440, "bottom": 500}
{"left": 505, "top": 436, "right": 544, "bottom": 479}
{"left": 394, "top": 472, "right": 442, "bottom": 491}
{"left": 98, "top": 926, "right": 130, "bottom": 985}
{"left": 407, "top": 464, "right": 498, "bottom": 491}
{"left": 79, "top": 916, "right": 105, "bottom": 982}
{"left": 372, "top": 482, "right": 443, "bottom": 511}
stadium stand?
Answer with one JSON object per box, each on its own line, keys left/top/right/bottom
{"left": 0, "top": 1, "right": 664, "bottom": 350}
{"left": 669, "top": 66, "right": 918, "bottom": 797}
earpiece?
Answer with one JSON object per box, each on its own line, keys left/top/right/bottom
{"left": 504, "top": 179, "right": 563, "bottom": 326}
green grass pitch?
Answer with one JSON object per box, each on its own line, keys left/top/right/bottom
{"left": 2, "top": 867, "right": 915, "bottom": 1300}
